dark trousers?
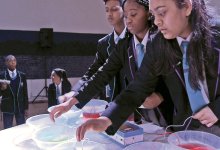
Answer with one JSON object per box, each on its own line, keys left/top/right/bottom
{"left": 3, "top": 112, "right": 25, "bottom": 129}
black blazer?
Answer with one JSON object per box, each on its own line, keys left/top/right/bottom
{"left": 75, "top": 29, "right": 173, "bottom": 125}
{"left": 73, "top": 32, "right": 122, "bottom": 103}
{"left": 0, "top": 70, "right": 28, "bottom": 113}
{"left": 102, "top": 28, "right": 220, "bottom": 135}
{"left": 48, "top": 81, "right": 71, "bottom": 107}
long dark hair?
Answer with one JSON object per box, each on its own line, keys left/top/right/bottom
{"left": 53, "top": 68, "right": 71, "bottom": 86}
{"left": 178, "top": 0, "right": 216, "bottom": 89}
{"left": 156, "top": 0, "right": 216, "bottom": 90}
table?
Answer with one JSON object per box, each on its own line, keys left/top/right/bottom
{"left": 0, "top": 121, "right": 164, "bottom": 150}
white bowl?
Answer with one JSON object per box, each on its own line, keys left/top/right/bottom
{"left": 48, "top": 105, "right": 82, "bottom": 127}
{"left": 50, "top": 140, "right": 106, "bottom": 150}
{"left": 82, "top": 99, "right": 108, "bottom": 119}
{"left": 167, "top": 130, "right": 220, "bottom": 149}
{"left": 26, "top": 114, "right": 67, "bottom": 130}
{"left": 32, "top": 125, "right": 76, "bottom": 150}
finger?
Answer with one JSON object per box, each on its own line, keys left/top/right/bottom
{"left": 54, "top": 111, "right": 62, "bottom": 118}
{"left": 200, "top": 119, "right": 209, "bottom": 125}
{"left": 50, "top": 107, "right": 61, "bottom": 121}
{"left": 49, "top": 111, "right": 55, "bottom": 122}
{"left": 206, "top": 122, "right": 215, "bottom": 127}
{"left": 79, "top": 124, "right": 87, "bottom": 141}
{"left": 76, "top": 125, "right": 82, "bottom": 141}
{"left": 49, "top": 107, "right": 59, "bottom": 122}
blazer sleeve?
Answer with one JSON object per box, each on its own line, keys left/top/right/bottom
{"left": 75, "top": 40, "right": 126, "bottom": 108}
{"left": 207, "top": 38, "right": 220, "bottom": 120}
{"left": 72, "top": 39, "right": 108, "bottom": 91}
{"left": 101, "top": 40, "right": 159, "bottom": 135}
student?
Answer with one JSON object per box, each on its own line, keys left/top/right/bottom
{"left": 75, "top": 0, "right": 220, "bottom": 141}
{"left": 50, "top": 0, "right": 173, "bottom": 127}
{"left": 0, "top": 55, "right": 28, "bottom": 129}
{"left": 48, "top": 68, "right": 71, "bottom": 108}
{"left": 69, "top": 0, "right": 126, "bottom": 102}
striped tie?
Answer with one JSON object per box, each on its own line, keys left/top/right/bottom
{"left": 181, "top": 41, "right": 207, "bottom": 113}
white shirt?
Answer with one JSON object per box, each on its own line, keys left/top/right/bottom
{"left": 177, "top": 34, "right": 210, "bottom": 104}
{"left": 176, "top": 33, "right": 192, "bottom": 47}
{"left": 113, "top": 27, "right": 126, "bottom": 44}
{"left": 8, "top": 69, "right": 17, "bottom": 79}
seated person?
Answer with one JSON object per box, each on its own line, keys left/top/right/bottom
{"left": 48, "top": 68, "right": 71, "bottom": 108}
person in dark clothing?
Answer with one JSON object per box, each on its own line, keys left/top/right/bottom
{"left": 69, "top": 0, "right": 126, "bottom": 102}
{"left": 0, "top": 55, "right": 28, "bottom": 129}
{"left": 48, "top": 68, "right": 71, "bottom": 108}
{"left": 75, "top": 0, "right": 220, "bottom": 141}
{"left": 50, "top": 0, "right": 173, "bottom": 128}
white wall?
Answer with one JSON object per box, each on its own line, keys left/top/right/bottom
{"left": 0, "top": 0, "right": 219, "bottom": 34}
{"left": 0, "top": 0, "right": 112, "bottom": 34}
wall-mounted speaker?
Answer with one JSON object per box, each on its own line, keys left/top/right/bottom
{"left": 39, "top": 28, "right": 53, "bottom": 48}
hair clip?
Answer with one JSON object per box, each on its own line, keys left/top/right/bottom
{"left": 136, "top": 0, "right": 149, "bottom": 6}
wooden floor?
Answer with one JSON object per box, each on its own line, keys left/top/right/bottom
{"left": 0, "top": 101, "right": 48, "bottom": 130}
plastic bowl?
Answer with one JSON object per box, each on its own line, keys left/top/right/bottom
{"left": 48, "top": 105, "right": 80, "bottom": 113}
{"left": 48, "top": 105, "right": 82, "bottom": 127}
{"left": 123, "top": 142, "right": 181, "bottom": 150}
{"left": 32, "top": 125, "right": 76, "bottom": 150}
{"left": 82, "top": 99, "right": 108, "bottom": 119}
{"left": 50, "top": 140, "right": 106, "bottom": 150}
{"left": 26, "top": 114, "right": 67, "bottom": 130}
{"left": 167, "top": 130, "right": 220, "bottom": 150}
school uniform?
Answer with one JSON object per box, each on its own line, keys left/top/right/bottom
{"left": 48, "top": 81, "right": 72, "bottom": 107}
{"left": 102, "top": 26, "right": 220, "bottom": 135}
{"left": 75, "top": 29, "right": 173, "bottom": 127}
{"left": 73, "top": 28, "right": 126, "bottom": 104}
{"left": 0, "top": 69, "right": 28, "bottom": 129}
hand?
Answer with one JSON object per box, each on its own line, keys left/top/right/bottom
{"left": 142, "top": 92, "right": 163, "bottom": 109}
{"left": 49, "top": 97, "right": 79, "bottom": 122}
{"left": 0, "top": 83, "right": 7, "bottom": 90}
{"left": 76, "top": 116, "right": 112, "bottom": 141}
{"left": 58, "top": 95, "right": 67, "bottom": 103}
{"left": 58, "top": 91, "right": 76, "bottom": 103}
{"left": 192, "top": 106, "right": 218, "bottom": 127}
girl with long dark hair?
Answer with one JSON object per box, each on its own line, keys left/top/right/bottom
{"left": 75, "top": 0, "right": 220, "bottom": 140}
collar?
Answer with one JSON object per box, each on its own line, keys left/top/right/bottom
{"left": 113, "top": 27, "right": 127, "bottom": 44}
{"left": 56, "top": 82, "right": 62, "bottom": 88}
{"left": 133, "top": 30, "right": 149, "bottom": 52}
{"left": 176, "top": 33, "right": 193, "bottom": 46}
{"left": 7, "top": 69, "right": 17, "bottom": 77}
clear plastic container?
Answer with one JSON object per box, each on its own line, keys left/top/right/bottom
{"left": 48, "top": 105, "right": 82, "bottom": 127}
{"left": 123, "top": 142, "right": 181, "bottom": 150}
{"left": 32, "top": 125, "right": 76, "bottom": 150}
{"left": 51, "top": 139, "right": 106, "bottom": 150}
{"left": 82, "top": 99, "right": 108, "bottom": 119}
{"left": 167, "top": 130, "right": 220, "bottom": 150}
{"left": 26, "top": 114, "right": 67, "bottom": 130}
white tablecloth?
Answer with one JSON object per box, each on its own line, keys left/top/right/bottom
{"left": 0, "top": 121, "right": 164, "bottom": 150}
